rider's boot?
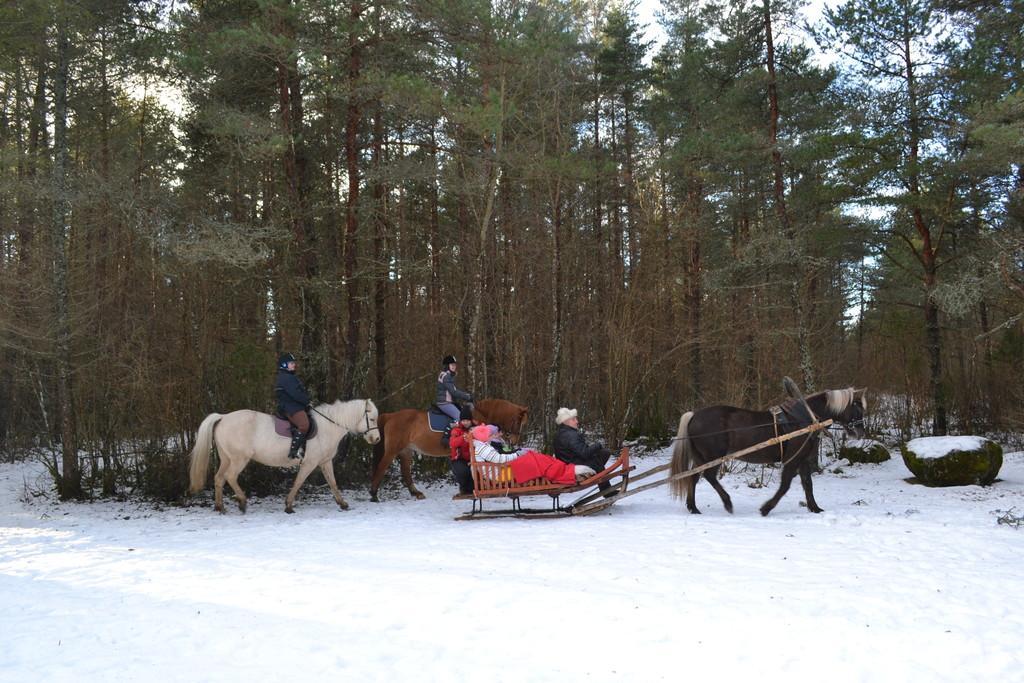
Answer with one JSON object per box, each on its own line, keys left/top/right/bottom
{"left": 288, "top": 432, "right": 306, "bottom": 460}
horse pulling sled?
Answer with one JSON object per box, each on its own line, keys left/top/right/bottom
{"left": 454, "top": 378, "right": 864, "bottom": 520}
{"left": 453, "top": 419, "right": 833, "bottom": 520}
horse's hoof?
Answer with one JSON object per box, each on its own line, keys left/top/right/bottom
{"left": 687, "top": 507, "right": 701, "bottom": 514}
{"left": 215, "top": 506, "right": 224, "bottom": 514}
{"left": 413, "top": 492, "right": 426, "bottom": 500}
{"left": 338, "top": 501, "right": 349, "bottom": 511}
{"left": 370, "top": 492, "right": 379, "bottom": 503}
{"left": 285, "top": 507, "right": 294, "bottom": 514}
{"left": 809, "top": 506, "right": 824, "bottom": 514}
{"left": 238, "top": 502, "right": 247, "bottom": 514}
{"left": 760, "top": 506, "right": 771, "bottom": 516}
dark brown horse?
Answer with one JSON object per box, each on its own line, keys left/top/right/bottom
{"left": 369, "top": 399, "right": 529, "bottom": 502}
{"left": 669, "top": 388, "right": 867, "bottom": 516}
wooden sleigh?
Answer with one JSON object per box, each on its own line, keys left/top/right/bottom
{"left": 453, "top": 439, "right": 633, "bottom": 520}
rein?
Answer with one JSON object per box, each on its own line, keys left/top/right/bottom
{"left": 666, "top": 420, "right": 848, "bottom": 442}
{"left": 312, "top": 404, "right": 380, "bottom": 438}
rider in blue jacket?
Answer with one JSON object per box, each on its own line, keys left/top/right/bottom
{"left": 275, "top": 353, "right": 311, "bottom": 459}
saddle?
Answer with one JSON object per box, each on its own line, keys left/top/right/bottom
{"left": 273, "top": 412, "right": 318, "bottom": 440}
{"left": 427, "top": 405, "right": 452, "bottom": 433}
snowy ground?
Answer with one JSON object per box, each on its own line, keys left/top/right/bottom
{"left": 1, "top": 447, "right": 1023, "bottom": 682}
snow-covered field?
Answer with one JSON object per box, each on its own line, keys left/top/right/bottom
{"left": 2, "top": 448, "right": 1023, "bottom": 682}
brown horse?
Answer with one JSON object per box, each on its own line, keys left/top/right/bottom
{"left": 369, "top": 398, "right": 528, "bottom": 502}
{"left": 669, "top": 388, "right": 867, "bottom": 516}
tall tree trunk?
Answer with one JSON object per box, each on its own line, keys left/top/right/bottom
{"left": 685, "top": 186, "right": 703, "bottom": 404}
{"left": 609, "top": 104, "right": 623, "bottom": 288}
{"left": 625, "top": 101, "right": 637, "bottom": 283}
{"left": 372, "top": 101, "right": 388, "bottom": 400}
{"left": 342, "top": 0, "right": 363, "bottom": 397}
{"left": 429, "top": 122, "right": 441, "bottom": 335}
{"left": 30, "top": 44, "right": 48, "bottom": 155}
{"left": 764, "top": 0, "right": 815, "bottom": 391}
{"left": 544, "top": 195, "right": 564, "bottom": 448}
{"left": 468, "top": 69, "right": 504, "bottom": 395}
{"left": 904, "top": 28, "right": 946, "bottom": 435}
{"left": 593, "top": 81, "right": 601, "bottom": 269}
{"left": 51, "top": 16, "right": 82, "bottom": 500}
{"left": 275, "top": 1, "right": 324, "bottom": 397}
{"left": 545, "top": 104, "right": 565, "bottom": 448}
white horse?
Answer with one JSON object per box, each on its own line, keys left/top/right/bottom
{"left": 189, "top": 399, "right": 381, "bottom": 514}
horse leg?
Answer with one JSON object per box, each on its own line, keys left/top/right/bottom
{"left": 370, "top": 440, "right": 401, "bottom": 503}
{"left": 703, "top": 465, "right": 733, "bottom": 514}
{"left": 224, "top": 458, "right": 249, "bottom": 514}
{"left": 798, "top": 457, "right": 824, "bottom": 513}
{"left": 284, "top": 457, "right": 321, "bottom": 514}
{"left": 760, "top": 461, "right": 799, "bottom": 516}
{"left": 213, "top": 455, "right": 229, "bottom": 513}
{"left": 320, "top": 460, "right": 349, "bottom": 511}
{"left": 399, "top": 451, "right": 425, "bottom": 500}
{"left": 685, "top": 474, "right": 700, "bottom": 514}
{"left": 683, "top": 439, "right": 703, "bottom": 514}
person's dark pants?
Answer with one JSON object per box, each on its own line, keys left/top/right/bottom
{"left": 586, "top": 447, "right": 611, "bottom": 474}
{"left": 585, "top": 448, "right": 613, "bottom": 490}
{"left": 286, "top": 410, "right": 310, "bottom": 458}
{"left": 287, "top": 409, "right": 310, "bottom": 434}
{"left": 450, "top": 459, "right": 474, "bottom": 495}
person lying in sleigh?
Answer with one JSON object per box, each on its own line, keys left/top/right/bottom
{"left": 470, "top": 424, "right": 595, "bottom": 485}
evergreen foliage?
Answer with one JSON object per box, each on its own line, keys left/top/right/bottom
{"left": 0, "top": 0, "right": 1020, "bottom": 498}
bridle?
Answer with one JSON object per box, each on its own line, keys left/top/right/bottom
{"left": 312, "top": 403, "right": 380, "bottom": 439}
{"left": 358, "top": 405, "right": 381, "bottom": 439}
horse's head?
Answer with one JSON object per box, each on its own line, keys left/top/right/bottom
{"left": 360, "top": 399, "right": 381, "bottom": 445}
{"left": 829, "top": 388, "right": 868, "bottom": 438}
{"left": 504, "top": 406, "right": 529, "bottom": 446}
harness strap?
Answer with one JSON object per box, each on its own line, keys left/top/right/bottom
{"left": 770, "top": 405, "right": 785, "bottom": 462}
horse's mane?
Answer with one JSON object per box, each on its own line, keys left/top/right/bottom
{"left": 316, "top": 398, "right": 376, "bottom": 429}
{"left": 798, "top": 388, "right": 863, "bottom": 415}
{"left": 824, "top": 388, "right": 861, "bottom": 414}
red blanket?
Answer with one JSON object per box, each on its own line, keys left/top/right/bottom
{"left": 508, "top": 450, "right": 577, "bottom": 485}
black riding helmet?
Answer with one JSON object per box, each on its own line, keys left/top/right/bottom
{"left": 278, "top": 352, "right": 296, "bottom": 369}
{"left": 442, "top": 355, "right": 457, "bottom": 367}
{"left": 459, "top": 405, "right": 474, "bottom": 421}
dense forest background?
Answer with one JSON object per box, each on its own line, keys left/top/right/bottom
{"left": 1, "top": 0, "right": 1021, "bottom": 499}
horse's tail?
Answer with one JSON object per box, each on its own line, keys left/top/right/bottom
{"left": 189, "top": 413, "right": 223, "bottom": 494}
{"left": 669, "top": 411, "right": 695, "bottom": 500}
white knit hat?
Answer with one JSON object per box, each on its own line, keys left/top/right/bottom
{"left": 555, "top": 407, "right": 578, "bottom": 426}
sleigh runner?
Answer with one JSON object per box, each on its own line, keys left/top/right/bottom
{"left": 453, "top": 439, "right": 633, "bottom": 520}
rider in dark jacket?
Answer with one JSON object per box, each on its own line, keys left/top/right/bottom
{"left": 436, "top": 355, "right": 472, "bottom": 422}
{"left": 275, "top": 352, "right": 311, "bottom": 459}
{"left": 552, "top": 407, "right": 611, "bottom": 489}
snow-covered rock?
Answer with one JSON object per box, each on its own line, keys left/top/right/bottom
{"left": 839, "top": 439, "right": 891, "bottom": 464}
{"left": 900, "top": 436, "right": 1002, "bottom": 486}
